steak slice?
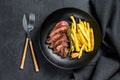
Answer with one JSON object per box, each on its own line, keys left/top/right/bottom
{"left": 46, "top": 33, "right": 63, "bottom": 44}
{"left": 49, "top": 26, "right": 68, "bottom": 37}
{"left": 58, "top": 48, "right": 69, "bottom": 58}
{"left": 49, "top": 34, "right": 68, "bottom": 48}
{"left": 54, "top": 42, "right": 68, "bottom": 54}
{"left": 56, "top": 21, "right": 69, "bottom": 27}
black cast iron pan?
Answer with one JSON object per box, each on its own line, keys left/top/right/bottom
{"left": 38, "top": 8, "right": 101, "bottom": 69}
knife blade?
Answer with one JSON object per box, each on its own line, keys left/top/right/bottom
{"left": 22, "top": 14, "right": 28, "bottom": 32}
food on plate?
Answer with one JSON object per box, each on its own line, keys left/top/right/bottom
{"left": 68, "top": 16, "right": 94, "bottom": 59}
{"left": 46, "top": 21, "right": 69, "bottom": 58}
{"left": 71, "top": 52, "right": 79, "bottom": 59}
{"left": 46, "top": 16, "right": 94, "bottom": 59}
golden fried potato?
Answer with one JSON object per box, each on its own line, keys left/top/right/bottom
{"left": 68, "top": 16, "right": 94, "bottom": 59}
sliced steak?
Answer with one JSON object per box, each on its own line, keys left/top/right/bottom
{"left": 54, "top": 42, "right": 68, "bottom": 54}
{"left": 63, "top": 48, "right": 69, "bottom": 57}
{"left": 49, "top": 26, "right": 68, "bottom": 37}
{"left": 46, "top": 33, "right": 63, "bottom": 44}
{"left": 46, "top": 20, "right": 70, "bottom": 58}
{"left": 56, "top": 21, "right": 69, "bottom": 27}
{"left": 49, "top": 34, "right": 68, "bottom": 48}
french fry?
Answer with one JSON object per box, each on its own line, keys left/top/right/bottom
{"left": 77, "top": 29, "right": 87, "bottom": 45}
{"left": 70, "top": 16, "right": 80, "bottom": 52}
{"left": 83, "top": 21, "right": 88, "bottom": 35}
{"left": 84, "top": 46, "right": 89, "bottom": 52}
{"left": 78, "top": 44, "right": 85, "bottom": 58}
{"left": 86, "top": 22, "right": 91, "bottom": 51}
{"left": 84, "top": 21, "right": 87, "bottom": 27}
{"left": 76, "top": 33, "right": 82, "bottom": 45}
{"left": 90, "top": 28, "right": 94, "bottom": 51}
{"left": 70, "top": 16, "right": 76, "bottom": 31}
{"left": 68, "top": 15, "right": 94, "bottom": 59}
{"left": 77, "top": 23, "right": 89, "bottom": 42}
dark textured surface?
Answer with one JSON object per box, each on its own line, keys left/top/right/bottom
{"left": 0, "top": 0, "right": 120, "bottom": 80}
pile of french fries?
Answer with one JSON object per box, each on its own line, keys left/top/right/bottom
{"left": 68, "top": 16, "right": 94, "bottom": 59}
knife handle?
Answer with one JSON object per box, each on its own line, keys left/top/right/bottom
{"left": 20, "top": 37, "right": 29, "bottom": 69}
{"left": 29, "top": 40, "right": 39, "bottom": 72}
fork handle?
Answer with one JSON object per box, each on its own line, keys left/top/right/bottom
{"left": 29, "top": 40, "right": 39, "bottom": 72}
{"left": 20, "top": 37, "right": 29, "bottom": 69}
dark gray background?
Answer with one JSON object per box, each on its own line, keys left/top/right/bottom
{"left": 0, "top": 0, "right": 89, "bottom": 80}
{"left": 0, "top": 0, "right": 120, "bottom": 80}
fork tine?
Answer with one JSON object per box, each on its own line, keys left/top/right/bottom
{"left": 28, "top": 13, "right": 35, "bottom": 31}
{"left": 29, "top": 13, "right": 35, "bottom": 22}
